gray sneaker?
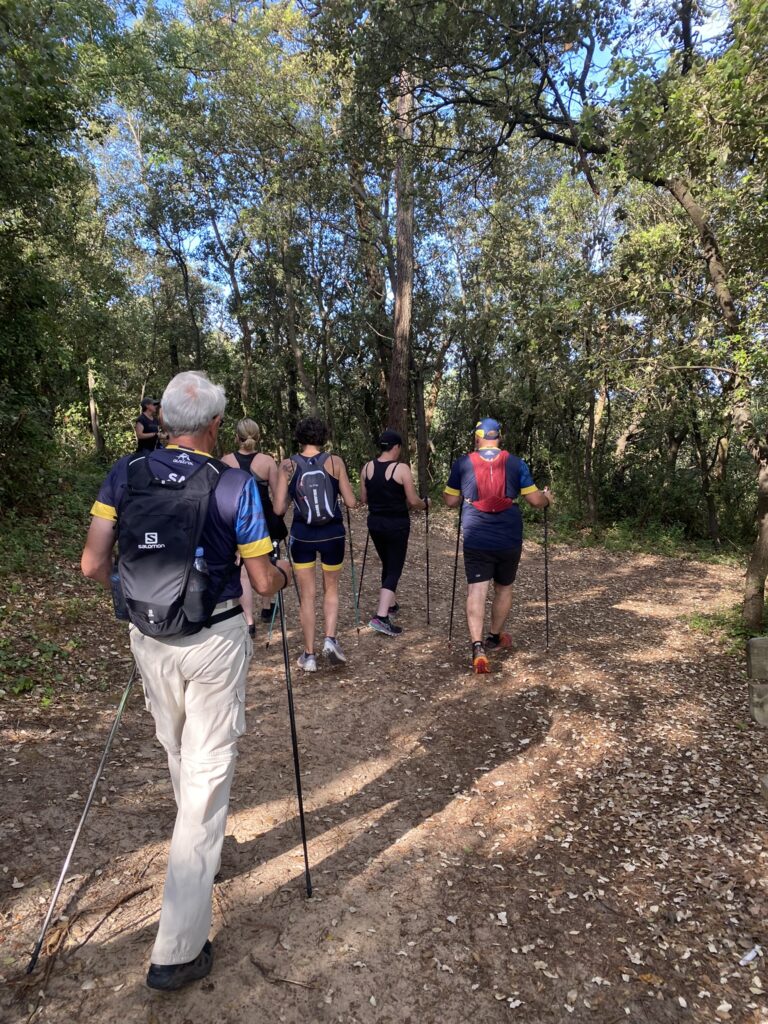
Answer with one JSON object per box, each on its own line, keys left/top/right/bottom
{"left": 297, "top": 652, "right": 317, "bottom": 672}
{"left": 322, "top": 636, "right": 347, "bottom": 664}
{"left": 370, "top": 616, "right": 403, "bottom": 637}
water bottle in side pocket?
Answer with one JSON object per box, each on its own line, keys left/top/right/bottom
{"left": 110, "top": 563, "right": 129, "bottom": 621}
{"left": 185, "top": 546, "right": 210, "bottom": 622}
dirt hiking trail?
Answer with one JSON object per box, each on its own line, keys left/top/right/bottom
{"left": 2, "top": 510, "right": 766, "bottom": 1024}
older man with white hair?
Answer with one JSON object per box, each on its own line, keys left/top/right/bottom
{"left": 82, "top": 371, "right": 291, "bottom": 991}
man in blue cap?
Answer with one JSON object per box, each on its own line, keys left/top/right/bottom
{"left": 443, "top": 418, "right": 552, "bottom": 673}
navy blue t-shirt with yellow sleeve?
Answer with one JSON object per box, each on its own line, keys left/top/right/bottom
{"left": 90, "top": 446, "right": 272, "bottom": 602}
{"left": 445, "top": 449, "right": 537, "bottom": 549}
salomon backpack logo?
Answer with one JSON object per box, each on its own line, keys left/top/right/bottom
{"left": 139, "top": 531, "right": 166, "bottom": 551}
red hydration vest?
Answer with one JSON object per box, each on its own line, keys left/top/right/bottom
{"left": 468, "top": 450, "right": 515, "bottom": 512}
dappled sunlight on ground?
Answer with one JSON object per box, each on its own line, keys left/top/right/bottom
{"left": 2, "top": 511, "right": 765, "bottom": 1023}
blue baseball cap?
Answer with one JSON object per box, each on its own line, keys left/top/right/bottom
{"left": 475, "top": 418, "right": 501, "bottom": 440}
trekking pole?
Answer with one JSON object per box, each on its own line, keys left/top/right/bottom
{"left": 345, "top": 505, "right": 361, "bottom": 637}
{"left": 27, "top": 662, "right": 138, "bottom": 974}
{"left": 448, "top": 498, "right": 463, "bottom": 643}
{"left": 357, "top": 530, "right": 369, "bottom": 611}
{"left": 424, "top": 497, "right": 431, "bottom": 626}
{"left": 275, "top": 575, "right": 313, "bottom": 897}
{"left": 266, "top": 542, "right": 283, "bottom": 649}
{"left": 544, "top": 504, "right": 550, "bottom": 650}
{"left": 266, "top": 598, "right": 279, "bottom": 649}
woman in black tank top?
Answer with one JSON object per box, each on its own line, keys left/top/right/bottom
{"left": 222, "top": 419, "right": 287, "bottom": 633}
{"left": 360, "top": 430, "right": 427, "bottom": 637}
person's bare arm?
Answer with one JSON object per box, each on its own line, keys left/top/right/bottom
{"left": 396, "top": 464, "right": 426, "bottom": 510}
{"left": 134, "top": 420, "right": 156, "bottom": 442}
{"left": 359, "top": 462, "right": 371, "bottom": 505}
{"left": 81, "top": 517, "right": 117, "bottom": 589}
{"left": 443, "top": 490, "right": 461, "bottom": 509}
{"left": 261, "top": 454, "right": 280, "bottom": 497}
{"left": 522, "top": 486, "right": 553, "bottom": 510}
{"left": 272, "top": 458, "right": 293, "bottom": 516}
{"left": 243, "top": 555, "right": 292, "bottom": 597}
{"left": 331, "top": 456, "right": 357, "bottom": 508}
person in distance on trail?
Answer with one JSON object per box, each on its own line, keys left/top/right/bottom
{"left": 222, "top": 418, "right": 288, "bottom": 637}
{"left": 442, "top": 418, "right": 552, "bottom": 674}
{"left": 359, "top": 429, "right": 428, "bottom": 636}
{"left": 81, "top": 371, "right": 292, "bottom": 992}
{"left": 134, "top": 396, "right": 161, "bottom": 451}
{"left": 273, "top": 416, "right": 357, "bottom": 672}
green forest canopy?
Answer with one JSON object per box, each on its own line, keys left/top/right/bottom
{"left": 1, "top": 0, "right": 767, "bottom": 625}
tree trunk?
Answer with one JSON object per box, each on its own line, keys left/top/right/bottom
{"left": 713, "top": 434, "right": 730, "bottom": 483}
{"left": 745, "top": 464, "right": 768, "bottom": 631}
{"left": 665, "top": 425, "right": 687, "bottom": 472}
{"left": 662, "top": 424, "right": 687, "bottom": 517}
{"left": 160, "top": 236, "right": 204, "bottom": 369}
{"left": 388, "top": 70, "right": 415, "bottom": 441}
{"left": 348, "top": 158, "right": 391, "bottom": 412}
{"left": 584, "top": 381, "right": 607, "bottom": 527}
{"left": 462, "top": 344, "right": 481, "bottom": 426}
{"left": 286, "top": 363, "right": 299, "bottom": 434}
{"left": 321, "top": 326, "right": 332, "bottom": 429}
{"left": 424, "top": 332, "right": 454, "bottom": 431}
{"left": 87, "top": 364, "right": 105, "bottom": 457}
{"left": 667, "top": 178, "right": 740, "bottom": 333}
{"left": 283, "top": 247, "right": 317, "bottom": 414}
{"left": 209, "top": 212, "right": 252, "bottom": 411}
{"left": 691, "top": 418, "right": 721, "bottom": 548}
{"left": 615, "top": 420, "right": 644, "bottom": 460}
{"left": 412, "top": 363, "right": 429, "bottom": 495}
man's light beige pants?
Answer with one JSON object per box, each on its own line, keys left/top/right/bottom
{"left": 130, "top": 613, "right": 251, "bottom": 965}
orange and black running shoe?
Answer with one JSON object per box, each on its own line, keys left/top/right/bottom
{"left": 472, "top": 641, "right": 490, "bottom": 674}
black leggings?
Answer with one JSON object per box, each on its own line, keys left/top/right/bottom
{"left": 369, "top": 527, "right": 410, "bottom": 593}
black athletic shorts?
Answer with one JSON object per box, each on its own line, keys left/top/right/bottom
{"left": 463, "top": 546, "right": 522, "bottom": 586}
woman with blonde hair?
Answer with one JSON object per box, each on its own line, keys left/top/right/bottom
{"left": 222, "top": 419, "right": 287, "bottom": 634}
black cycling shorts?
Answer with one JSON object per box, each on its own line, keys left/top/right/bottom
{"left": 463, "top": 546, "right": 522, "bottom": 586}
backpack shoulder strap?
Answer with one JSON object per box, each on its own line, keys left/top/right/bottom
{"left": 205, "top": 456, "right": 230, "bottom": 480}
{"left": 123, "top": 454, "right": 152, "bottom": 499}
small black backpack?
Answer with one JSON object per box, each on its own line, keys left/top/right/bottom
{"left": 292, "top": 452, "right": 339, "bottom": 525}
{"left": 116, "top": 454, "right": 232, "bottom": 637}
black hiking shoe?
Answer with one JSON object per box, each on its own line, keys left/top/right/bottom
{"left": 388, "top": 603, "right": 400, "bottom": 615}
{"left": 146, "top": 940, "right": 213, "bottom": 991}
{"left": 260, "top": 604, "right": 275, "bottom": 622}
